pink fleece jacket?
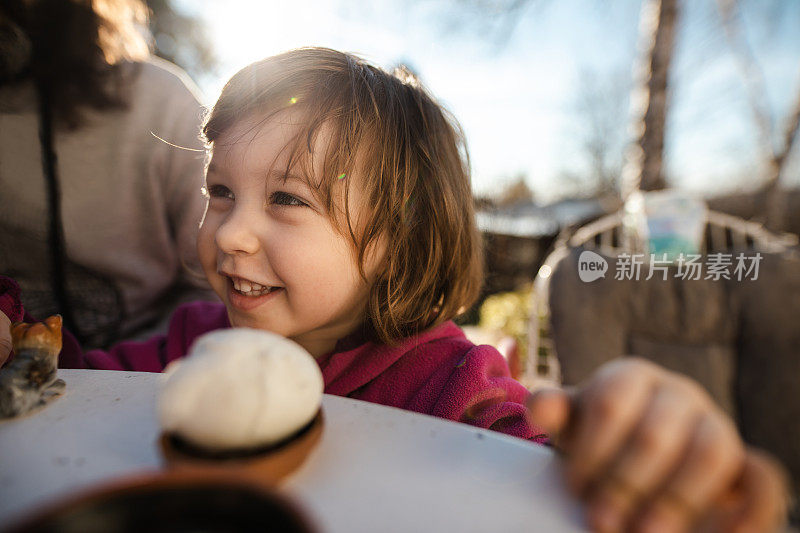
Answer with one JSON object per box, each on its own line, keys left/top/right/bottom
{"left": 0, "top": 276, "right": 547, "bottom": 443}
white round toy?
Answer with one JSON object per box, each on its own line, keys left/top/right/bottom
{"left": 158, "top": 328, "right": 324, "bottom": 451}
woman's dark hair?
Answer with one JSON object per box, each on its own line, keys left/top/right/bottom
{"left": 0, "top": 0, "right": 150, "bottom": 129}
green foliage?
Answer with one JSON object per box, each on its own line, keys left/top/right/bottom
{"left": 478, "top": 283, "right": 533, "bottom": 364}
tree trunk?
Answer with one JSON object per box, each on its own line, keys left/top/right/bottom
{"left": 622, "top": 0, "right": 681, "bottom": 196}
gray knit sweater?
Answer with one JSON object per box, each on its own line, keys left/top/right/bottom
{"left": 0, "top": 57, "right": 215, "bottom": 348}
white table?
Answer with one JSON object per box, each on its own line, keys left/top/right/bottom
{"left": 0, "top": 369, "right": 586, "bottom": 532}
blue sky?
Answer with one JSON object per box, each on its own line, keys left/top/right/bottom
{"left": 181, "top": 0, "right": 800, "bottom": 201}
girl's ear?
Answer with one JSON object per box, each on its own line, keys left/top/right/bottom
{"left": 362, "top": 234, "right": 389, "bottom": 279}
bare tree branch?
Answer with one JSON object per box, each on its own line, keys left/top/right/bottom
{"left": 572, "top": 68, "right": 629, "bottom": 196}
{"left": 714, "top": 0, "right": 775, "bottom": 162}
{"left": 762, "top": 64, "right": 800, "bottom": 230}
{"left": 774, "top": 65, "right": 800, "bottom": 178}
{"left": 435, "top": 0, "right": 537, "bottom": 50}
{"left": 716, "top": 0, "right": 800, "bottom": 230}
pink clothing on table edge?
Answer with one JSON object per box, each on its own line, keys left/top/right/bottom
{"left": 0, "top": 276, "right": 547, "bottom": 444}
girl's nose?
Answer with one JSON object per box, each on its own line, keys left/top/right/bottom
{"left": 215, "top": 208, "right": 260, "bottom": 256}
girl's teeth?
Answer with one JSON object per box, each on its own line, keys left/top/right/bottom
{"left": 232, "top": 277, "right": 275, "bottom": 296}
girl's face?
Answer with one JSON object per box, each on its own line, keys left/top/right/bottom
{"left": 197, "top": 110, "right": 380, "bottom": 358}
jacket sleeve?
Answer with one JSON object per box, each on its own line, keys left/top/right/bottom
{"left": 75, "top": 300, "right": 217, "bottom": 372}
{"left": 0, "top": 275, "right": 182, "bottom": 372}
{"left": 431, "top": 343, "right": 549, "bottom": 444}
{"left": 0, "top": 276, "right": 85, "bottom": 368}
{"left": 0, "top": 275, "right": 24, "bottom": 324}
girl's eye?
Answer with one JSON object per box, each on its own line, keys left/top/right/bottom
{"left": 270, "top": 191, "right": 307, "bottom": 207}
{"left": 204, "top": 184, "right": 234, "bottom": 200}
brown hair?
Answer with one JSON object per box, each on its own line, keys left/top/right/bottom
{"left": 203, "top": 47, "right": 483, "bottom": 344}
{"left": 1, "top": 0, "right": 150, "bottom": 129}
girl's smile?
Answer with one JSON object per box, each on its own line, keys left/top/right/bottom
{"left": 224, "top": 274, "right": 284, "bottom": 311}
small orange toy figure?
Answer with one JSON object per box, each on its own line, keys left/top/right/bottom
{"left": 0, "top": 316, "right": 65, "bottom": 418}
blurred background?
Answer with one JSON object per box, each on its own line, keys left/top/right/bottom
{"left": 148, "top": 0, "right": 800, "bottom": 289}
{"left": 150, "top": 2, "right": 795, "bottom": 193}
{"left": 154, "top": 0, "right": 800, "bottom": 200}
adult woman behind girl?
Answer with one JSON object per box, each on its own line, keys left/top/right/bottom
{"left": 0, "top": 0, "right": 213, "bottom": 350}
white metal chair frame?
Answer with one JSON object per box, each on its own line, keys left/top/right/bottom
{"left": 525, "top": 209, "right": 798, "bottom": 388}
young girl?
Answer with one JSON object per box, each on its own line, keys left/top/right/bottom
{"left": 0, "top": 48, "right": 787, "bottom": 531}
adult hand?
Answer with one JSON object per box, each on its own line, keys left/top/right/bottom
{"left": 0, "top": 310, "right": 12, "bottom": 366}
{"left": 527, "top": 357, "right": 789, "bottom": 532}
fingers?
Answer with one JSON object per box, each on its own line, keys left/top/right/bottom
{"left": 0, "top": 310, "right": 12, "bottom": 366}
{"left": 549, "top": 357, "right": 790, "bottom": 533}
{"left": 526, "top": 387, "right": 571, "bottom": 439}
{"left": 565, "top": 359, "right": 657, "bottom": 495}
{"left": 632, "top": 412, "right": 745, "bottom": 532}
{"left": 585, "top": 382, "right": 699, "bottom": 532}
{"left": 712, "top": 449, "right": 791, "bottom": 533}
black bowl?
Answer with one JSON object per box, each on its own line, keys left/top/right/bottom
{"left": 6, "top": 471, "right": 316, "bottom": 533}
